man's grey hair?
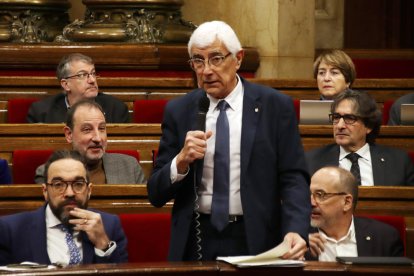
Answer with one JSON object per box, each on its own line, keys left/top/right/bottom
{"left": 187, "top": 21, "right": 242, "bottom": 57}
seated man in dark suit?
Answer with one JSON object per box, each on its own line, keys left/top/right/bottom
{"left": 0, "top": 150, "right": 128, "bottom": 265}
{"left": 35, "top": 99, "right": 145, "bottom": 184}
{"left": 307, "top": 166, "right": 404, "bottom": 261}
{"left": 306, "top": 89, "right": 414, "bottom": 186}
{"left": 27, "top": 53, "right": 129, "bottom": 123}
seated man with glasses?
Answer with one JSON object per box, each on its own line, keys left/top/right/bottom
{"left": 306, "top": 166, "right": 404, "bottom": 261}
{"left": 306, "top": 89, "right": 414, "bottom": 186}
{"left": 27, "top": 53, "right": 129, "bottom": 123}
{"left": 0, "top": 149, "right": 128, "bottom": 266}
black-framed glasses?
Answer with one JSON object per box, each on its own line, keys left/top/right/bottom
{"left": 64, "top": 72, "right": 98, "bottom": 80}
{"left": 46, "top": 179, "right": 88, "bottom": 194}
{"left": 311, "top": 190, "right": 347, "bottom": 204}
{"left": 188, "top": 52, "right": 232, "bottom": 72}
{"left": 329, "top": 113, "right": 361, "bottom": 125}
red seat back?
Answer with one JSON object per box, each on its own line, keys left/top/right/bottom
{"left": 357, "top": 214, "right": 406, "bottom": 255}
{"left": 13, "top": 149, "right": 53, "bottom": 184}
{"left": 133, "top": 99, "right": 168, "bottom": 123}
{"left": 119, "top": 213, "right": 171, "bottom": 262}
{"left": 382, "top": 99, "right": 394, "bottom": 125}
{"left": 7, "top": 98, "right": 39, "bottom": 123}
{"left": 293, "top": 99, "right": 300, "bottom": 122}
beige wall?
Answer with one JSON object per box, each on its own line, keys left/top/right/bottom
{"left": 315, "top": 0, "right": 344, "bottom": 49}
{"left": 182, "top": 0, "right": 315, "bottom": 78}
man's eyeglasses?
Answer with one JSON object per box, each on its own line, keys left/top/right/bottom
{"left": 329, "top": 113, "right": 361, "bottom": 125}
{"left": 64, "top": 72, "right": 98, "bottom": 80}
{"left": 46, "top": 179, "right": 88, "bottom": 194}
{"left": 188, "top": 52, "right": 232, "bottom": 72}
{"left": 311, "top": 190, "right": 347, "bottom": 204}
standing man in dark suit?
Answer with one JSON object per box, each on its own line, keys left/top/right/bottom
{"left": 307, "top": 166, "right": 403, "bottom": 261}
{"left": 306, "top": 89, "right": 414, "bottom": 186}
{"left": 27, "top": 53, "right": 129, "bottom": 123}
{"left": 0, "top": 150, "right": 128, "bottom": 265}
{"left": 147, "top": 21, "right": 310, "bottom": 261}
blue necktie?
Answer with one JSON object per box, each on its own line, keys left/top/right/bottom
{"left": 59, "top": 224, "right": 82, "bottom": 265}
{"left": 211, "top": 100, "right": 230, "bottom": 231}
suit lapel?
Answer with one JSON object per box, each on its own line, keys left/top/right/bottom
{"left": 370, "top": 145, "right": 385, "bottom": 185}
{"left": 81, "top": 232, "right": 95, "bottom": 264}
{"left": 30, "top": 206, "right": 52, "bottom": 264}
{"left": 240, "top": 81, "right": 260, "bottom": 185}
{"left": 102, "top": 154, "right": 116, "bottom": 183}
{"left": 354, "top": 217, "right": 374, "bottom": 256}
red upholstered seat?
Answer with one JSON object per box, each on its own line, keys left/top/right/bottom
{"left": 152, "top": 149, "right": 158, "bottom": 168}
{"left": 133, "top": 99, "right": 168, "bottom": 123}
{"left": 7, "top": 98, "right": 38, "bottom": 123}
{"left": 357, "top": 214, "right": 406, "bottom": 255}
{"left": 382, "top": 99, "right": 394, "bottom": 125}
{"left": 293, "top": 99, "right": 300, "bottom": 122}
{"left": 408, "top": 152, "right": 414, "bottom": 165}
{"left": 12, "top": 149, "right": 53, "bottom": 184}
{"left": 12, "top": 149, "right": 140, "bottom": 184}
{"left": 119, "top": 213, "right": 171, "bottom": 262}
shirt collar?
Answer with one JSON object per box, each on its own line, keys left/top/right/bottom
{"left": 207, "top": 74, "right": 243, "bottom": 112}
{"left": 339, "top": 143, "right": 370, "bottom": 161}
{"left": 45, "top": 204, "right": 63, "bottom": 229}
{"left": 319, "top": 216, "right": 356, "bottom": 244}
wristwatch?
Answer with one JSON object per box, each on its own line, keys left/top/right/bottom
{"left": 103, "top": 241, "right": 115, "bottom": 252}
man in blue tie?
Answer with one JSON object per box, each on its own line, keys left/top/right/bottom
{"left": 0, "top": 150, "right": 128, "bottom": 266}
{"left": 147, "top": 21, "right": 311, "bottom": 261}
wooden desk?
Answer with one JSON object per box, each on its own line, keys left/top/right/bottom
{"left": 0, "top": 185, "right": 413, "bottom": 258}
{"left": 0, "top": 261, "right": 412, "bottom": 275}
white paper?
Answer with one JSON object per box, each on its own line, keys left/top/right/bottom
{"left": 217, "top": 240, "right": 305, "bottom": 267}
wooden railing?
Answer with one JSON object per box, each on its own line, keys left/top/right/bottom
{"left": 0, "top": 184, "right": 412, "bottom": 258}
{"left": 1, "top": 77, "right": 414, "bottom": 122}
{"left": 1, "top": 124, "right": 413, "bottom": 179}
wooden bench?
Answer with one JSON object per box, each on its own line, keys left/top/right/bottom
{"left": 0, "top": 184, "right": 412, "bottom": 258}
{"left": 1, "top": 77, "right": 414, "bottom": 123}
{"left": 1, "top": 124, "right": 414, "bottom": 179}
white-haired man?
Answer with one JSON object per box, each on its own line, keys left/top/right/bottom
{"left": 148, "top": 21, "right": 310, "bottom": 261}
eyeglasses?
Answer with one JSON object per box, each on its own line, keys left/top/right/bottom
{"left": 311, "top": 190, "right": 347, "bottom": 204}
{"left": 64, "top": 72, "right": 98, "bottom": 80}
{"left": 329, "top": 113, "right": 361, "bottom": 125}
{"left": 46, "top": 179, "right": 88, "bottom": 194}
{"left": 188, "top": 52, "right": 232, "bottom": 72}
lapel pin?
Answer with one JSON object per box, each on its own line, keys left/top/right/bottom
{"left": 380, "top": 158, "right": 385, "bottom": 162}
{"left": 255, "top": 107, "right": 259, "bottom": 113}
{"left": 366, "top": 236, "right": 371, "bottom": 241}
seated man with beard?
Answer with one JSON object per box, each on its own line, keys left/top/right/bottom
{"left": 35, "top": 99, "right": 145, "bottom": 184}
{"left": 0, "top": 150, "right": 128, "bottom": 265}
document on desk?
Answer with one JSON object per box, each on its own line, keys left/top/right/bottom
{"left": 217, "top": 240, "right": 305, "bottom": 267}
{"left": 0, "top": 261, "right": 57, "bottom": 271}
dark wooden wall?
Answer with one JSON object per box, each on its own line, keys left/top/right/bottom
{"left": 345, "top": 0, "right": 414, "bottom": 48}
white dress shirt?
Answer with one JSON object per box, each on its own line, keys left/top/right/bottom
{"left": 170, "top": 75, "right": 244, "bottom": 215}
{"left": 339, "top": 143, "right": 374, "bottom": 186}
{"left": 318, "top": 217, "right": 358, "bottom": 262}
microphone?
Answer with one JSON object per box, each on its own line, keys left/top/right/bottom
{"left": 196, "top": 93, "right": 210, "bottom": 131}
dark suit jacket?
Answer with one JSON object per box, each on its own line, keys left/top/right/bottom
{"left": 26, "top": 92, "right": 130, "bottom": 123}
{"left": 0, "top": 205, "right": 128, "bottom": 265}
{"left": 306, "top": 216, "right": 404, "bottom": 260}
{"left": 147, "top": 77, "right": 311, "bottom": 261}
{"left": 306, "top": 143, "right": 414, "bottom": 186}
